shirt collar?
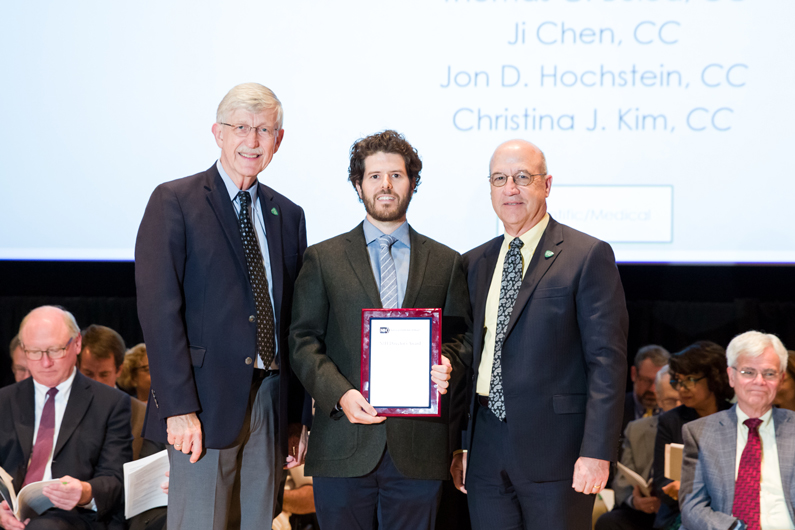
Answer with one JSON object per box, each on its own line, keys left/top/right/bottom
{"left": 217, "top": 159, "right": 258, "bottom": 203}
{"left": 736, "top": 403, "right": 774, "bottom": 429}
{"left": 363, "top": 218, "right": 411, "bottom": 248}
{"left": 503, "top": 213, "right": 550, "bottom": 247}
{"left": 32, "top": 366, "right": 77, "bottom": 395}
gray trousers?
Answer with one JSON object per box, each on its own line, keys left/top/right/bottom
{"left": 167, "top": 373, "right": 283, "bottom": 530}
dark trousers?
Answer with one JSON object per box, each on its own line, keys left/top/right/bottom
{"left": 467, "top": 404, "right": 595, "bottom": 530}
{"left": 595, "top": 505, "right": 657, "bottom": 530}
{"left": 313, "top": 448, "right": 443, "bottom": 530}
{"left": 26, "top": 508, "right": 102, "bottom": 530}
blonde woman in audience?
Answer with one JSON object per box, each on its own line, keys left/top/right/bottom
{"left": 119, "top": 343, "right": 151, "bottom": 402}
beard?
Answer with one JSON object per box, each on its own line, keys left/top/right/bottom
{"left": 362, "top": 191, "right": 412, "bottom": 223}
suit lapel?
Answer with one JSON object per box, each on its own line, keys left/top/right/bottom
{"left": 402, "top": 227, "right": 428, "bottom": 309}
{"left": 13, "top": 378, "right": 36, "bottom": 468}
{"left": 471, "top": 237, "right": 502, "bottom": 367}
{"left": 716, "top": 408, "right": 738, "bottom": 511}
{"left": 345, "top": 223, "right": 381, "bottom": 308}
{"left": 205, "top": 166, "right": 248, "bottom": 275}
{"left": 773, "top": 408, "right": 795, "bottom": 514}
{"left": 54, "top": 373, "right": 92, "bottom": 458}
{"left": 258, "top": 184, "right": 284, "bottom": 323}
{"left": 504, "top": 218, "right": 564, "bottom": 340}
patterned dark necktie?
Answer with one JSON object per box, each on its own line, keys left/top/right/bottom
{"left": 237, "top": 191, "right": 276, "bottom": 368}
{"left": 489, "top": 237, "right": 524, "bottom": 421}
{"left": 732, "top": 417, "right": 763, "bottom": 530}
{"left": 23, "top": 387, "right": 58, "bottom": 487}
{"left": 378, "top": 234, "right": 399, "bottom": 309}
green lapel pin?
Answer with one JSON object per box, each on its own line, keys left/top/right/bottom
{"left": 544, "top": 250, "right": 554, "bottom": 259}
{"left": 271, "top": 207, "right": 279, "bottom": 216}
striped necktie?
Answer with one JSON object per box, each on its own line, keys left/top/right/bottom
{"left": 378, "top": 234, "right": 398, "bottom": 309}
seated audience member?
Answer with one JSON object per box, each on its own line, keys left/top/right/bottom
{"left": 117, "top": 343, "right": 150, "bottom": 403}
{"left": 773, "top": 350, "right": 795, "bottom": 411}
{"left": 624, "top": 345, "right": 671, "bottom": 432}
{"left": 680, "top": 332, "right": 795, "bottom": 530}
{"left": 9, "top": 334, "right": 30, "bottom": 382}
{"left": 653, "top": 341, "right": 734, "bottom": 530}
{"left": 273, "top": 465, "right": 319, "bottom": 530}
{"left": 0, "top": 306, "right": 132, "bottom": 530}
{"left": 79, "top": 324, "right": 147, "bottom": 460}
{"left": 597, "top": 365, "right": 681, "bottom": 530}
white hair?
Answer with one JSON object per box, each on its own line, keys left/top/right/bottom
{"left": 655, "top": 364, "right": 671, "bottom": 394}
{"left": 19, "top": 305, "right": 80, "bottom": 339}
{"left": 726, "top": 331, "right": 787, "bottom": 371}
{"left": 216, "top": 83, "right": 283, "bottom": 129}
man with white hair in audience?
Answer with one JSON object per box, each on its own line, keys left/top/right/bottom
{"left": 0, "top": 306, "right": 132, "bottom": 530}
{"left": 680, "top": 331, "right": 795, "bottom": 530}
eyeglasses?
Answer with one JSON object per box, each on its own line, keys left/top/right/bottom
{"left": 23, "top": 337, "right": 74, "bottom": 361}
{"left": 220, "top": 123, "right": 278, "bottom": 138}
{"left": 489, "top": 172, "right": 546, "bottom": 187}
{"left": 669, "top": 375, "right": 706, "bottom": 391}
{"left": 731, "top": 366, "right": 780, "bottom": 381}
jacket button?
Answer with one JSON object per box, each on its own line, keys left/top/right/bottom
{"left": 245, "top": 357, "right": 253, "bottom": 365}
{"left": 249, "top": 315, "right": 255, "bottom": 322}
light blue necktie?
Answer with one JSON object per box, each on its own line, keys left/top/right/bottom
{"left": 378, "top": 234, "right": 398, "bottom": 309}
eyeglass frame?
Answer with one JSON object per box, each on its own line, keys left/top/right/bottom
{"left": 488, "top": 171, "right": 547, "bottom": 187}
{"left": 22, "top": 336, "right": 76, "bottom": 361}
{"left": 731, "top": 366, "right": 781, "bottom": 381}
{"left": 669, "top": 374, "right": 706, "bottom": 391}
{"left": 219, "top": 122, "right": 279, "bottom": 139}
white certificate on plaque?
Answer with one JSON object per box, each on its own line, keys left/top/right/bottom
{"left": 368, "top": 317, "right": 432, "bottom": 408}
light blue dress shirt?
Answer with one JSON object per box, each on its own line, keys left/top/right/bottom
{"left": 217, "top": 160, "right": 278, "bottom": 369}
{"left": 362, "top": 219, "right": 411, "bottom": 308}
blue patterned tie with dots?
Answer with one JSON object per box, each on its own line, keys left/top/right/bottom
{"left": 237, "top": 191, "right": 276, "bottom": 367}
{"left": 489, "top": 237, "right": 524, "bottom": 421}
{"left": 378, "top": 234, "right": 399, "bottom": 309}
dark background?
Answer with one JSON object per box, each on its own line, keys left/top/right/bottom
{"left": 1, "top": 260, "right": 794, "bottom": 389}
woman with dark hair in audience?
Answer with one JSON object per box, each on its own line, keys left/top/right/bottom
{"left": 774, "top": 350, "right": 795, "bottom": 411}
{"left": 118, "top": 343, "right": 151, "bottom": 402}
{"left": 652, "top": 341, "right": 734, "bottom": 530}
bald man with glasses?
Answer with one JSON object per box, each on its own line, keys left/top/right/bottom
{"left": 0, "top": 306, "right": 132, "bottom": 530}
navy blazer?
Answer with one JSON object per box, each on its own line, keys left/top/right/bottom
{"left": 462, "top": 216, "right": 628, "bottom": 482}
{"left": 135, "top": 163, "right": 308, "bottom": 451}
{"left": 0, "top": 372, "right": 132, "bottom": 525}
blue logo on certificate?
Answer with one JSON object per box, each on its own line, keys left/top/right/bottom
{"left": 380, "top": 327, "right": 390, "bottom": 334}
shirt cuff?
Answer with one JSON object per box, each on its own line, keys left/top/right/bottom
{"left": 79, "top": 498, "right": 97, "bottom": 512}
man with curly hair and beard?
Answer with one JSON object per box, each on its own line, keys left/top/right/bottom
{"left": 289, "top": 130, "right": 472, "bottom": 530}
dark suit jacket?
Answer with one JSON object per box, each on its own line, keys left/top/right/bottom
{"left": 462, "top": 216, "right": 628, "bottom": 483}
{"left": 135, "top": 163, "right": 308, "bottom": 452}
{"left": 289, "top": 223, "right": 472, "bottom": 481}
{"left": 680, "top": 405, "right": 795, "bottom": 530}
{"left": 0, "top": 372, "right": 133, "bottom": 524}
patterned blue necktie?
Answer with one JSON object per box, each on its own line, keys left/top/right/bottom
{"left": 237, "top": 191, "right": 276, "bottom": 367}
{"left": 378, "top": 234, "right": 399, "bottom": 309}
{"left": 489, "top": 237, "right": 524, "bottom": 421}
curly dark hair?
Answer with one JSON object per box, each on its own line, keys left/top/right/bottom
{"left": 348, "top": 130, "right": 422, "bottom": 196}
{"left": 669, "top": 340, "right": 734, "bottom": 404}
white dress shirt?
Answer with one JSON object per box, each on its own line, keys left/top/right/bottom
{"left": 31, "top": 368, "right": 96, "bottom": 510}
{"left": 734, "top": 406, "right": 795, "bottom": 530}
{"left": 31, "top": 367, "right": 77, "bottom": 482}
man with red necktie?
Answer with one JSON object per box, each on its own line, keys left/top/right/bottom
{"left": 680, "top": 331, "right": 795, "bottom": 530}
{"left": 0, "top": 306, "right": 132, "bottom": 530}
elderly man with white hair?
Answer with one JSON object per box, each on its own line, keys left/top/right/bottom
{"left": 135, "top": 83, "right": 311, "bottom": 529}
{"left": 680, "top": 331, "right": 795, "bottom": 530}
